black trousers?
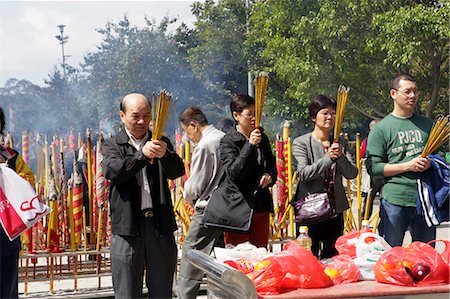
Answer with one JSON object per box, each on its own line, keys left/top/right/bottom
{"left": 0, "top": 251, "right": 19, "bottom": 299}
{"left": 308, "top": 213, "right": 344, "bottom": 260}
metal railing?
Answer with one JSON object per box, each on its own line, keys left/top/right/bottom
{"left": 185, "top": 250, "right": 257, "bottom": 299}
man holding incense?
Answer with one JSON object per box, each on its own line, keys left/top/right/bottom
{"left": 102, "top": 93, "right": 185, "bottom": 298}
{"left": 176, "top": 106, "right": 225, "bottom": 299}
{"left": 366, "top": 74, "right": 434, "bottom": 247}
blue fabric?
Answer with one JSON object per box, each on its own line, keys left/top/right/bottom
{"left": 379, "top": 198, "right": 436, "bottom": 247}
{"left": 416, "top": 154, "right": 450, "bottom": 224}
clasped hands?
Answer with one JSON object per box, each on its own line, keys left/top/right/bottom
{"left": 327, "top": 142, "right": 343, "bottom": 161}
{"left": 142, "top": 140, "right": 167, "bottom": 159}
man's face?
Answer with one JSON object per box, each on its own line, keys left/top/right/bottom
{"left": 120, "top": 95, "right": 151, "bottom": 139}
{"left": 391, "top": 79, "right": 420, "bottom": 112}
{"left": 181, "top": 122, "right": 201, "bottom": 144}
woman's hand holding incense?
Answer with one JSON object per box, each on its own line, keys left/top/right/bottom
{"left": 249, "top": 128, "right": 261, "bottom": 145}
{"left": 328, "top": 142, "right": 342, "bottom": 161}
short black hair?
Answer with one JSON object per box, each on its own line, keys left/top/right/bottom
{"left": 230, "top": 94, "right": 255, "bottom": 121}
{"left": 216, "top": 118, "right": 235, "bottom": 133}
{"left": 308, "top": 95, "right": 336, "bottom": 119}
{"left": 0, "top": 107, "right": 5, "bottom": 135}
{"left": 391, "top": 73, "right": 416, "bottom": 90}
{"left": 180, "top": 106, "right": 208, "bottom": 126}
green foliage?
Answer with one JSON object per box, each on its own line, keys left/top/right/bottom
{"left": 189, "top": 0, "right": 249, "bottom": 96}
{"left": 247, "top": 0, "right": 449, "bottom": 135}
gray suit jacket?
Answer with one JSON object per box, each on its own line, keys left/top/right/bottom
{"left": 292, "top": 132, "right": 358, "bottom": 214}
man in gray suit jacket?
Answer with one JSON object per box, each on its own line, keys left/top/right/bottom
{"left": 176, "top": 107, "right": 226, "bottom": 299}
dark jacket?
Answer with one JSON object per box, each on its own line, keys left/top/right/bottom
{"left": 218, "top": 128, "right": 277, "bottom": 213}
{"left": 102, "top": 130, "right": 185, "bottom": 236}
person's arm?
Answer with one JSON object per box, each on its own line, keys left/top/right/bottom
{"left": 15, "top": 153, "right": 36, "bottom": 187}
{"left": 158, "top": 136, "right": 185, "bottom": 180}
{"left": 332, "top": 139, "right": 358, "bottom": 179}
{"left": 383, "top": 157, "right": 430, "bottom": 176}
{"left": 183, "top": 146, "right": 211, "bottom": 204}
{"left": 220, "top": 135, "right": 258, "bottom": 184}
{"left": 262, "top": 133, "right": 277, "bottom": 187}
{"left": 292, "top": 135, "right": 333, "bottom": 182}
{"left": 366, "top": 125, "right": 430, "bottom": 177}
{"left": 102, "top": 138, "right": 147, "bottom": 184}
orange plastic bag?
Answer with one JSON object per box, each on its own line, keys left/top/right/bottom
{"left": 375, "top": 241, "right": 449, "bottom": 286}
{"left": 335, "top": 228, "right": 371, "bottom": 258}
{"left": 247, "top": 241, "right": 332, "bottom": 295}
{"left": 324, "top": 255, "right": 360, "bottom": 285}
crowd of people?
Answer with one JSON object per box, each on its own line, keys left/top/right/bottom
{"left": 0, "top": 73, "right": 444, "bottom": 298}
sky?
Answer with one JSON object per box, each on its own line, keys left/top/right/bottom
{"left": 0, "top": 0, "right": 198, "bottom": 87}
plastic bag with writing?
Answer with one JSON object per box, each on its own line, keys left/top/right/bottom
{"left": 0, "top": 165, "right": 50, "bottom": 240}
{"left": 353, "top": 232, "right": 391, "bottom": 280}
{"left": 375, "top": 241, "right": 449, "bottom": 286}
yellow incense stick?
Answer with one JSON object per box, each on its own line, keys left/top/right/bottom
{"left": 421, "top": 116, "right": 449, "bottom": 157}
{"left": 255, "top": 72, "right": 269, "bottom": 128}
{"left": 334, "top": 86, "right": 350, "bottom": 142}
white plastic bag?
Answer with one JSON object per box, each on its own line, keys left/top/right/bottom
{"left": 214, "top": 241, "right": 269, "bottom": 263}
{"left": 353, "top": 232, "right": 391, "bottom": 280}
{"left": 0, "top": 165, "right": 50, "bottom": 241}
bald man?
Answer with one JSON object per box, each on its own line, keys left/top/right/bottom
{"left": 102, "top": 93, "right": 185, "bottom": 298}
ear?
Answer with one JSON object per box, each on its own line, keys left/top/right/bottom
{"left": 232, "top": 111, "right": 239, "bottom": 122}
{"left": 119, "top": 110, "right": 125, "bottom": 122}
{"left": 390, "top": 88, "right": 396, "bottom": 98}
{"left": 190, "top": 121, "right": 198, "bottom": 131}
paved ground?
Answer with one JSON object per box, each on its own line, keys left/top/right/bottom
{"left": 18, "top": 197, "right": 449, "bottom": 298}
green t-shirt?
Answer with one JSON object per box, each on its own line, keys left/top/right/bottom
{"left": 366, "top": 113, "right": 433, "bottom": 207}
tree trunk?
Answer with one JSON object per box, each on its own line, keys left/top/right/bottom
{"left": 426, "top": 45, "right": 441, "bottom": 118}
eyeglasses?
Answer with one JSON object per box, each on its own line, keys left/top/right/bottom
{"left": 239, "top": 113, "right": 255, "bottom": 119}
{"left": 394, "top": 88, "right": 420, "bottom": 97}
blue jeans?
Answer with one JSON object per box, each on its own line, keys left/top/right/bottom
{"left": 379, "top": 198, "right": 436, "bottom": 247}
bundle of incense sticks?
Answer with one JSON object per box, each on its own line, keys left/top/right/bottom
{"left": 421, "top": 115, "right": 450, "bottom": 157}
{"left": 333, "top": 85, "right": 350, "bottom": 142}
{"left": 255, "top": 71, "right": 269, "bottom": 128}
{"left": 152, "top": 90, "right": 176, "bottom": 140}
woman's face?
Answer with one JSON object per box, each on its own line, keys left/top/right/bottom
{"left": 233, "top": 106, "right": 255, "bottom": 131}
{"left": 312, "top": 106, "right": 336, "bottom": 131}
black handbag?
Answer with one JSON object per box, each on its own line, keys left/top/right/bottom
{"left": 201, "top": 173, "right": 255, "bottom": 234}
{"left": 291, "top": 136, "right": 337, "bottom": 225}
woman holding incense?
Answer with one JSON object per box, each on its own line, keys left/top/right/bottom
{"left": 292, "top": 95, "right": 357, "bottom": 259}
{"left": 216, "top": 94, "right": 276, "bottom": 248}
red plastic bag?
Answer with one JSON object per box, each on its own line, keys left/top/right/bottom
{"left": 324, "top": 255, "right": 360, "bottom": 285}
{"left": 335, "top": 228, "right": 371, "bottom": 258}
{"left": 428, "top": 239, "right": 450, "bottom": 282}
{"left": 247, "top": 241, "right": 332, "bottom": 295}
{"left": 375, "top": 241, "right": 449, "bottom": 286}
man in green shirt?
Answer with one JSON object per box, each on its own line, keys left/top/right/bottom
{"left": 366, "top": 73, "right": 434, "bottom": 247}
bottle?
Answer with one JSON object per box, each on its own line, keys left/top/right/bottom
{"left": 296, "top": 226, "right": 312, "bottom": 251}
{"left": 362, "top": 220, "right": 371, "bottom": 231}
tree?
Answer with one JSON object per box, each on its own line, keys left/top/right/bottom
{"left": 81, "top": 16, "right": 216, "bottom": 135}
{"left": 189, "top": 0, "right": 249, "bottom": 97}
{"left": 247, "top": 0, "right": 449, "bottom": 133}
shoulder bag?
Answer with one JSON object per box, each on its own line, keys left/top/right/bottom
{"left": 290, "top": 136, "right": 337, "bottom": 225}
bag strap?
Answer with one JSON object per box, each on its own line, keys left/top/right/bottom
{"left": 309, "top": 135, "right": 335, "bottom": 191}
